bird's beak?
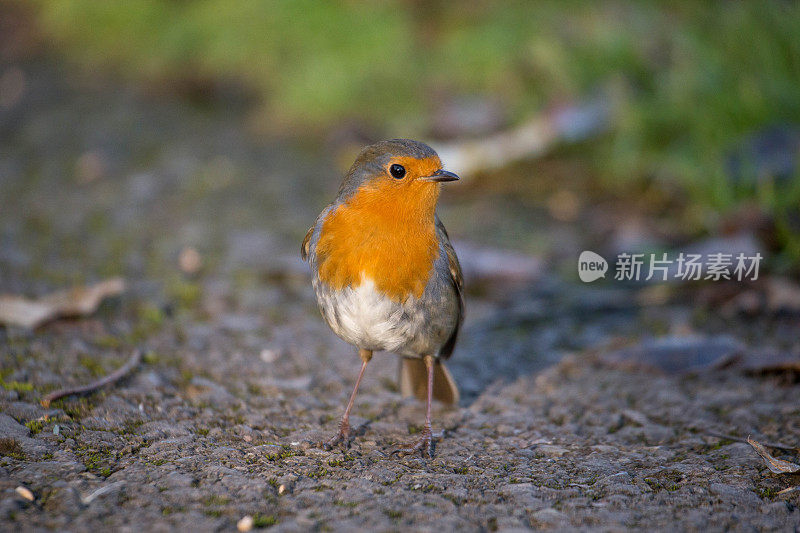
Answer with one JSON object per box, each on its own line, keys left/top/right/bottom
{"left": 420, "top": 169, "right": 460, "bottom": 182}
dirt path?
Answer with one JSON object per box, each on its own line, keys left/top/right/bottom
{"left": 2, "top": 59, "right": 800, "bottom": 531}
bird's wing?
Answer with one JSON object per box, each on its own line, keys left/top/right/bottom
{"left": 301, "top": 204, "right": 335, "bottom": 262}
{"left": 300, "top": 225, "right": 314, "bottom": 262}
{"left": 436, "top": 216, "right": 464, "bottom": 359}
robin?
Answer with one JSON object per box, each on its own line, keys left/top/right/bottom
{"left": 301, "top": 139, "right": 463, "bottom": 457}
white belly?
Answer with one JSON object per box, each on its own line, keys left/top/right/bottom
{"left": 315, "top": 277, "right": 422, "bottom": 352}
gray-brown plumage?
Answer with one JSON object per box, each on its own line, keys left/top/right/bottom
{"left": 301, "top": 139, "right": 463, "bottom": 456}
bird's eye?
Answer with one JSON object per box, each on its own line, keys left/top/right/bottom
{"left": 389, "top": 164, "right": 406, "bottom": 179}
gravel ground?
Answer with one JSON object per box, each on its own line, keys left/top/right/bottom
{"left": 2, "top": 341, "right": 799, "bottom": 531}
{"left": 2, "top": 56, "right": 800, "bottom": 531}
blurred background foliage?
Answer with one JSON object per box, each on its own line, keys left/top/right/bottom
{"left": 24, "top": 0, "right": 800, "bottom": 268}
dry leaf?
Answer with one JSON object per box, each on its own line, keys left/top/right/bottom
{"left": 721, "top": 276, "right": 800, "bottom": 316}
{"left": 0, "top": 278, "right": 125, "bottom": 329}
{"left": 15, "top": 486, "right": 34, "bottom": 501}
{"left": 432, "top": 96, "right": 612, "bottom": 179}
{"left": 747, "top": 437, "right": 800, "bottom": 474}
{"left": 739, "top": 350, "right": 800, "bottom": 382}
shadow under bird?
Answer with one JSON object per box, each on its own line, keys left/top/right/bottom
{"left": 301, "top": 139, "right": 463, "bottom": 457}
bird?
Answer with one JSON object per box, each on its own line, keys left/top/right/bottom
{"left": 301, "top": 139, "right": 463, "bottom": 457}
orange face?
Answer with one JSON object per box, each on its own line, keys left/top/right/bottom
{"left": 315, "top": 155, "right": 446, "bottom": 301}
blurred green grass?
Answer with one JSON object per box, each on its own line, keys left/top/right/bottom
{"left": 32, "top": 0, "right": 800, "bottom": 265}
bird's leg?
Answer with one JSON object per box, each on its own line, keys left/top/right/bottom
{"left": 395, "top": 355, "right": 436, "bottom": 458}
{"left": 323, "top": 349, "right": 372, "bottom": 450}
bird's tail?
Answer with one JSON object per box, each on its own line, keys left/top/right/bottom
{"left": 399, "top": 357, "right": 459, "bottom": 405}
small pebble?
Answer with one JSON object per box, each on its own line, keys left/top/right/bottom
{"left": 260, "top": 349, "right": 279, "bottom": 363}
{"left": 179, "top": 246, "right": 202, "bottom": 274}
{"left": 15, "top": 486, "right": 34, "bottom": 501}
{"left": 237, "top": 515, "right": 254, "bottom": 532}
{"left": 53, "top": 424, "right": 60, "bottom": 435}
{"left": 278, "top": 484, "right": 286, "bottom": 495}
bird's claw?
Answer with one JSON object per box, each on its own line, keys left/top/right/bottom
{"left": 321, "top": 422, "right": 351, "bottom": 451}
{"left": 393, "top": 427, "right": 434, "bottom": 458}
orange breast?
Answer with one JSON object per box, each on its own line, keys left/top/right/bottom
{"left": 315, "top": 179, "right": 440, "bottom": 302}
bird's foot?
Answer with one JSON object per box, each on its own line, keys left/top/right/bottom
{"left": 321, "top": 421, "right": 351, "bottom": 451}
{"left": 393, "top": 426, "right": 435, "bottom": 458}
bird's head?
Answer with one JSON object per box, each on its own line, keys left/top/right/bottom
{"left": 336, "top": 139, "right": 459, "bottom": 217}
